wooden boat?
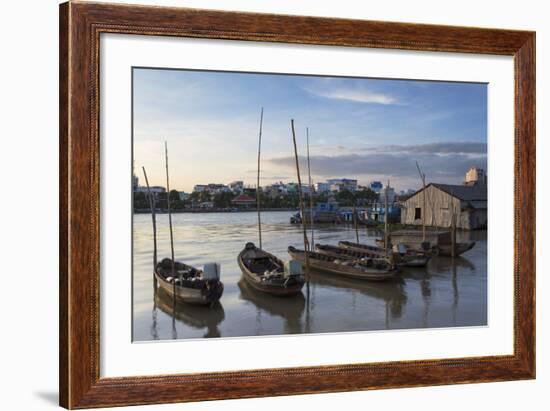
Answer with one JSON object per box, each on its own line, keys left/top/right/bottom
{"left": 290, "top": 210, "right": 341, "bottom": 224}
{"left": 338, "top": 241, "right": 385, "bottom": 255}
{"left": 374, "top": 230, "right": 475, "bottom": 257}
{"left": 318, "top": 243, "right": 384, "bottom": 259}
{"left": 287, "top": 246, "right": 398, "bottom": 281}
{"left": 238, "top": 242, "right": 305, "bottom": 296}
{"left": 154, "top": 258, "right": 224, "bottom": 305}
{"left": 336, "top": 241, "right": 432, "bottom": 268}
{"left": 144, "top": 145, "right": 224, "bottom": 308}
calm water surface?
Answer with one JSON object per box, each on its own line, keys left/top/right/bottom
{"left": 133, "top": 211, "right": 487, "bottom": 341}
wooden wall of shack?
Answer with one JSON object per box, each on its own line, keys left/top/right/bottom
{"left": 400, "top": 185, "right": 487, "bottom": 230}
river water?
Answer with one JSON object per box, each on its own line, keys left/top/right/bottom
{"left": 132, "top": 211, "right": 487, "bottom": 341}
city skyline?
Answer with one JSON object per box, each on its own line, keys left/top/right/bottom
{"left": 133, "top": 68, "right": 487, "bottom": 192}
{"left": 133, "top": 175, "right": 418, "bottom": 196}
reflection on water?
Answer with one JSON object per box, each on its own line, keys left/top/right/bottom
{"left": 154, "top": 288, "right": 225, "bottom": 338}
{"left": 309, "top": 271, "right": 408, "bottom": 320}
{"left": 238, "top": 279, "right": 305, "bottom": 335}
{"left": 133, "top": 211, "right": 487, "bottom": 341}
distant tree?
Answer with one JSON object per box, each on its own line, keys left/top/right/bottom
{"left": 269, "top": 196, "right": 282, "bottom": 209}
{"left": 189, "top": 191, "right": 211, "bottom": 204}
{"left": 283, "top": 193, "right": 299, "bottom": 208}
{"left": 133, "top": 191, "right": 149, "bottom": 210}
{"left": 213, "top": 191, "right": 235, "bottom": 208}
{"left": 155, "top": 192, "right": 167, "bottom": 209}
{"left": 243, "top": 187, "right": 257, "bottom": 197}
{"left": 313, "top": 192, "right": 329, "bottom": 206}
{"left": 335, "top": 189, "right": 355, "bottom": 206}
{"left": 355, "top": 188, "right": 378, "bottom": 204}
{"left": 169, "top": 190, "right": 183, "bottom": 209}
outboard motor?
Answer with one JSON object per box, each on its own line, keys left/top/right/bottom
{"left": 202, "top": 263, "right": 221, "bottom": 280}
{"left": 284, "top": 260, "right": 303, "bottom": 277}
{"left": 393, "top": 243, "right": 408, "bottom": 255}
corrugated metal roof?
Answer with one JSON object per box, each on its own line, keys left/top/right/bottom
{"left": 431, "top": 183, "right": 487, "bottom": 201}
{"left": 402, "top": 183, "right": 487, "bottom": 202}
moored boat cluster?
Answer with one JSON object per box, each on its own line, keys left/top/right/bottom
{"left": 141, "top": 112, "right": 476, "bottom": 310}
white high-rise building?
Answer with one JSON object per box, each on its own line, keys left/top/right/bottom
{"left": 326, "top": 178, "right": 357, "bottom": 192}
{"left": 465, "top": 167, "right": 486, "bottom": 186}
{"left": 380, "top": 185, "right": 396, "bottom": 203}
{"left": 315, "top": 182, "right": 331, "bottom": 193}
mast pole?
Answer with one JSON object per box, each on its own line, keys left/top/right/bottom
{"left": 256, "top": 108, "right": 264, "bottom": 249}
{"left": 353, "top": 203, "right": 359, "bottom": 244}
{"left": 451, "top": 191, "right": 457, "bottom": 258}
{"left": 291, "top": 119, "right": 310, "bottom": 285}
{"left": 142, "top": 167, "right": 158, "bottom": 269}
{"left": 306, "top": 127, "right": 315, "bottom": 250}
{"left": 164, "top": 142, "right": 175, "bottom": 278}
{"left": 384, "top": 179, "right": 389, "bottom": 256}
{"left": 416, "top": 161, "right": 426, "bottom": 241}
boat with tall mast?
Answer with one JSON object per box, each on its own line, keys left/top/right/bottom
{"left": 147, "top": 143, "right": 224, "bottom": 306}
{"left": 238, "top": 109, "right": 305, "bottom": 296}
{"left": 306, "top": 127, "right": 315, "bottom": 250}
{"left": 319, "top": 242, "right": 431, "bottom": 268}
{"left": 286, "top": 121, "right": 397, "bottom": 282}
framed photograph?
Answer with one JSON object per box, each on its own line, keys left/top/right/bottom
{"left": 59, "top": 1, "right": 535, "bottom": 408}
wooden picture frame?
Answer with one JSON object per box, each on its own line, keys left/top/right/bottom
{"left": 59, "top": 1, "right": 535, "bottom": 408}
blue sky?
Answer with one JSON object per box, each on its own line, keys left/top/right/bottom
{"left": 133, "top": 68, "right": 487, "bottom": 192}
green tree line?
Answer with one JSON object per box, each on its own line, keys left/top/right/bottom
{"left": 134, "top": 187, "right": 379, "bottom": 211}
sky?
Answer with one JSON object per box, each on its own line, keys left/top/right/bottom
{"left": 133, "top": 68, "right": 487, "bottom": 192}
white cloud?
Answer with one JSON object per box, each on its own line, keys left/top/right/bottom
{"left": 265, "top": 141, "right": 487, "bottom": 190}
{"left": 305, "top": 86, "right": 400, "bottom": 105}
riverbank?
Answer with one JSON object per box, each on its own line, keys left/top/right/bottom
{"left": 134, "top": 207, "right": 297, "bottom": 214}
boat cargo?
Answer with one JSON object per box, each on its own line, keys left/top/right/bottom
{"left": 288, "top": 246, "right": 397, "bottom": 281}
{"left": 375, "top": 230, "right": 475, "bottom": 257}
{"left": 154, "top": 258, "right": 224, "bottom": 305}
{"left": 238, "top": 242, "right": 305, "bottom": 296}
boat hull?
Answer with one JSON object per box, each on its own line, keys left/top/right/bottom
{"left": 336, "top": 241, "right": 431, "bottom": 268}
{"left": 290, "top": 213, "right": 341, "bottom": 224}
{"left": 240, "top": 268, "right": 305, "bottom": 296}
{"left": 154, "top": 270, "right": 223, "bottom": 305}
{"left": 337, "top": 241, "right": 386, "bottom": 256}
{"left": 374, "top": 231, "right": 475, "bottom": 257}
{"left": 238, "top": 244, "right": 305, "bottom": 296}
{"left": 317, "top": 243, "right": 385, "bottom": 260}
{"left": 288, "top": 247, "right": 397, "bottom": 281}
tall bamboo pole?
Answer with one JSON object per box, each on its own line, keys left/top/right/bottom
{"left": 384, "top": 179, "right": 389, "bottom": 256}
{"left": 164, "top": 141, "right": 176, "bottom": 280}
{"left": 451, "top": 192, "right": 457, "bottom": 258}
{"left": 416, "top": 161, "right": 426, "bottom": 241}
{"left": 353, "top": 203, "right": 359, "bottom": 244}
{"left": 306, "top": 127, "right": 315, "bottom": 250}
{"left": 291, "top": 119, "right": 310, "bottom": 285}
{"left": 142, "top": 167, "right": 157, "bottom": 269}
{"left": 256, "top": 107, "right": 264, "bottom": 249}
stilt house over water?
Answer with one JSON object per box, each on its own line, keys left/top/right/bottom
{"left": 400, "top": 183, "right": 487, "bottom": 230}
